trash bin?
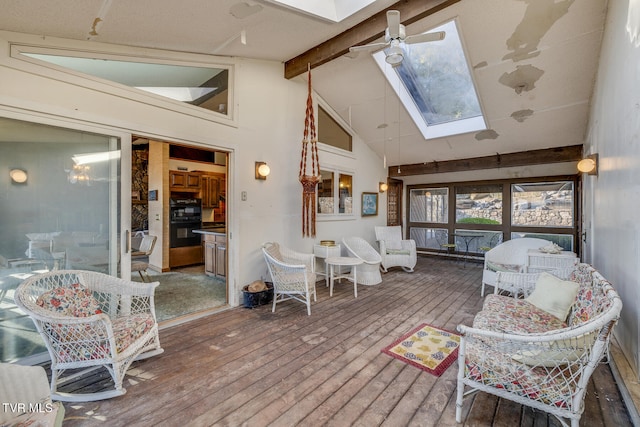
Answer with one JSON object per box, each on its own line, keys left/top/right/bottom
{"left": 242, "top": 281, "right": 273, "bottom": 308}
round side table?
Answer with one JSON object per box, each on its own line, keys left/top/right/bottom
{"left": 325, "top": 256, "right": 363, "bottom": 298}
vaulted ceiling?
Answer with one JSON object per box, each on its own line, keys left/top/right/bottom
{"left": 0, "top": 0, "right": 607, "bottom": 175}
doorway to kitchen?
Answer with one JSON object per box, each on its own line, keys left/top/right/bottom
{"left": 131, "top": 137, "right": 228, "bottom": 323}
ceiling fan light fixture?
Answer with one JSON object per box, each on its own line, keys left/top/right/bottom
{"left": 386, "top": 45, "right": 404, "bottom": 65}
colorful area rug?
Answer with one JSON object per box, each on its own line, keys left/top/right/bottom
{"left": 381, "top": 323, "right": 461, "bottom": 376}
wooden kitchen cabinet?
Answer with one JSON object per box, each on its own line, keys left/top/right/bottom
{"left": 169, "top": 170, "right": 201, "bottom": 192}
{"left": 201, "top": 175, "right": 219, "bottom": 208}
{"left": 203, "top": 233, "right": 226, "bottom": 278}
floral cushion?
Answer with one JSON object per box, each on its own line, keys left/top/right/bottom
{"left": 49, "top": 313, "right": 155, "bottom": 363}
{"left": 112, "top": 313, "right": 156, "bottom": 353}
{"left": 478, "top": 294, "right": 567, "bottom": 334}
{"left": 465, "top": 339, "right": 579, "bottom": 409}
{"left": 36, "top": 283, "right": 102, "bottom": 317}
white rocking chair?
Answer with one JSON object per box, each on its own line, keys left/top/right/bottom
{"left": 374, "top": 226, "right": 417, "bottom": 273}
{"left": 15, "top": 270, "right": 164, "bottom": 402}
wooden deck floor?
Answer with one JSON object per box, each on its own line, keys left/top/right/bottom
{"left": 60, "top": 257, "right": 632, "bottom": 426}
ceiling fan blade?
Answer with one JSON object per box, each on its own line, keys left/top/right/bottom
{"left": 405, "top": 31, "right": 446, "bottom": 45}
{"left": 349, "top": 42, "right": 389, "bottom": 53}
{"left": 386, "top": 10, "right": 401, "bottom": 39}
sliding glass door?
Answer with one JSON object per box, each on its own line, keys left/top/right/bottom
{"left": 0, "top": 116, "right": 128, "bottom": 362}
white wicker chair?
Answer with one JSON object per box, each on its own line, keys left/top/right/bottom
{"left": 456, "top": 264, "right": 622, "bottom": 427}
{"left": 374, "top": 226, "right": 417, "bottom": 273}
{"left": 341, "top": 237, "right": 382, "bottom": 285}
{"left": 15, "top": 270, "right": 164, "bottom": 402}
{"left": 494, "top": 267, "right": 575, "bottom": 299}
{"left": 262, "top": 242, "right": 316, "bottom": 315}
{"left": 481, "top": 237, "right": 551, "bottom": 296}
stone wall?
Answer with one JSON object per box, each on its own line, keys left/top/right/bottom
{"left": 457, "top": 207, "right": 573, "bottom": 227}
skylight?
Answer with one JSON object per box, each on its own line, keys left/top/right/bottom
{"left": 373, "top": 19, "right": 486, "bottom": 140}
{"left": 264, "top": 0, "right": 375, "bottom": 22}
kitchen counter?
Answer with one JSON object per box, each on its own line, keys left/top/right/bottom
{"left": 193, "top": 228, "right": 226, "bottom": 235}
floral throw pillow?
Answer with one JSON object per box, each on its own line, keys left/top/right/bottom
{"left": 36, "top": 283, "right": 103, "bottom": 317}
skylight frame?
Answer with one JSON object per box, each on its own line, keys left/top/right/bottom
{"left": 264, "top": 0, "right": 376, "bottom": 22}
{"left": 373, "top": 18, "right": 487, "bottom": 140}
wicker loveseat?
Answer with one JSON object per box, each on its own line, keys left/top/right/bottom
{"left": 15, "top": 270, "right": 164, "bottom": 402}
{"left": 481, "top": 237, "right": 551, "bottom": 296}
{"left": 456, "top": 263, "right": 622, "bottom": 427}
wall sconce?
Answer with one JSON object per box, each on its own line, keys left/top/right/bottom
{"left": 255, "top": 162, "right": 270, "bottom": 180}
{"left": 577, "top": 153, "right": 598, "bottom": 176}
{"left": 379, "top": 182, "right": 388, "bottom": 193}
{"left": 9, "top": 168, "right": 28, "bottom": 184}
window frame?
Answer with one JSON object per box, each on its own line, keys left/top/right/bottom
{"left": 10, "top": 43, "right": 237, "bottom": 126}
{"left": 372, "top": 18, "right": 487, "bottom": 140}
{"left": 406, "top": 175, "right": 580, "bottom": 256}
{"left": 317, "top": 166, "right": 355, "bottom": 219}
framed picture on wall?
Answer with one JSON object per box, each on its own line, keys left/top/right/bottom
{"left": 362, "top": 192, "right": 378, "bottom": 216}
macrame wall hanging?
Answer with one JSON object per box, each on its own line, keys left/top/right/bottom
{"left": 299, "top": 68, "right": 321, "bottom": 238}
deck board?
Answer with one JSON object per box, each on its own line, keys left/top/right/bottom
{"left": 58, "top": 257, "right": 632, "bottom": 427}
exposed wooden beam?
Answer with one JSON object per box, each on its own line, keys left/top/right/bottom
{"left": 283, "top": 0, "right": 461, "bottom": 80}
{"left": 388, "top": 145, "right": 584, "bottom": 177}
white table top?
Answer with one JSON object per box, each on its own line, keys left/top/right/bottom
{"left": 325, "top": 256, "right": 363, "bottom": 266}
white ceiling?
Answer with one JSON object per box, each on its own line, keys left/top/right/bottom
{"left": 0, "top": 0, "right": 608, "bottom": 170}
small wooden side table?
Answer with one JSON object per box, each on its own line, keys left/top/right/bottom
{"left": 325, "top": 256, "right": 363, "bottom": 298}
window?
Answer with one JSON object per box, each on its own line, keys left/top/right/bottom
{"left": 511, "top": 232, "right": 574, "bottom": 251}
{"left": 407, "top": 177, "right": 578, "bottom": 256}
{"left": 318, "top": 169, "right": 353, "bottom": 215}
{"left": 13, "top": 46, "right": 232, "bottom": 118}
{"left": 456, "top": 184, "right": 502, "bottom": 224}
{"left": 318, "top": 106, "right": 352, "bottom": 152}
{"left": 373, "top": 19, "right": 486, "bottom": 140}
{"left": 409, "top": 188, "right": 448, "bottom": 223}
{"left": 511, "top": 182, "right": 574, "bottom": 228}
{"left": 0, "top": 116, "right": 122, "bottom": 362}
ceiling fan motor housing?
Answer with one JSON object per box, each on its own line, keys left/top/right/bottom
{"left": 385, "top": 24, "right": 406, "bottom": 43}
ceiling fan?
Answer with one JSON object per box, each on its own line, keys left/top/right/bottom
{"left": 348, "top": 10, "right": 445, "bottom": 66}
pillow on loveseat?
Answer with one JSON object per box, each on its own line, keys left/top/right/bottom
{"left": 525, "top": 272, "right": 579, "bottom": 321}
{"left": 36, "top": 283, "right": 102, "bottom": 317}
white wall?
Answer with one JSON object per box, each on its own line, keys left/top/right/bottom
{"left": 0, "top": 31, "right": 386, "bottom": 307}
{"left": 583, "top": 0, "right": 640, "bottom": 376}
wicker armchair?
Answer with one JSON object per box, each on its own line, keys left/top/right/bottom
{"left": 341, "top": 237, "right": 382, "bottom": 285}
{"left": 262, "top": 242, "right": 316, "bottom": 315}
{"left": 374, "top": 226, "right": 417, "bottom": 273}
{"left": 15, "top": 270, "right": 164, "bottom": 402}
{"left": 456, "top": 264, "right": 622, "bottom": 427}
{"left": 481, "top": 237, "right": 551, "bottom": 296}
